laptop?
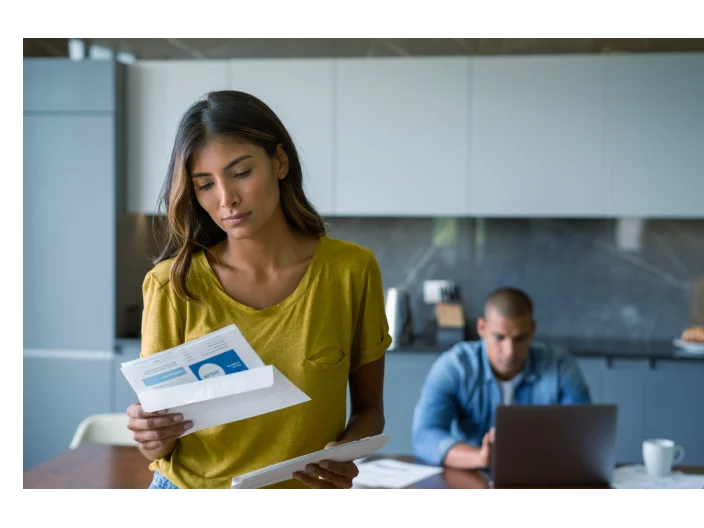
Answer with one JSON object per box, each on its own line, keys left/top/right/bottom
{"left": 484, "top": 404, "right": 618, "bottom": 487}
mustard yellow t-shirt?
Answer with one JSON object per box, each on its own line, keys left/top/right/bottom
{"left": 140, "top": 235, "right": 392, "bottom": 489}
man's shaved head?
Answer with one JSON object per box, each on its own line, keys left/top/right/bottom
{"left": 484, "top": 287, "right": 533, "bottom": 319}
{"left": 478, "top": 288, "right": 536, "bottom": 380}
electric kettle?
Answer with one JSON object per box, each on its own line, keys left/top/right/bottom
{"left": 385, "top": 287, "right": 413, "bottom": 349}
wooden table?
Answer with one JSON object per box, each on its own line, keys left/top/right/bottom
{"left": 23, "top": 444, "right": 704, "bottom": 489}
{"left": 24, "top": 444, "right": 154, "bottom": 489}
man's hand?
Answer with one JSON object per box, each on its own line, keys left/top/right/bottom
{"left": 443, "top": 427, "right": 496, "bottom": 469}
{"left": 476, "top": 427, "right": 495, "bottom": 469}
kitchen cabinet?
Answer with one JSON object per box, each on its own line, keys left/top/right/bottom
{"left": 470, "top": 55, "right": 605, "bottom": 217}
{"left": 604, "top": 53, "right": 704, "bottom": 218}
{"left": 380, "top": 352, "right": 440, "bottom": 455}
{"left": 126, "top": 60, "right": 230, "bottom": 214}
{"left": 599, "top": 357, "right": 704, "bottom": 465}
{"left": 345, "top": 352, "right": 438, "bottom": 455}
{"left": 123, "top": 53, "right": 704, "bottom": 218}
{"left": 23, "top": 59, "right": 123, "bottom": 472}
{"left": 335, "top": 57, "right": 470, "bottom": 216}
{"left": 23, "top": 341, "right": 142, "bottom": 472}
{"left": 229, "top": 59, "right": 335, "bottom": 215}
{"left": 576, "top": 357, "right": 604, "bottom": 404}
{"left": 23, "top": 340, "right": 143, "bottom": 471}
{"left": 126, "top": 59, "right": 334, "bottom": 215}
{"left": 24, "top": 115, "right": 116, "bottom": 351}
{"left": 23, "top": 353, "right": 113, "bottom": 470}
{"left": 24, "top": 59, "right": 118, "bottom": 352}
{"left": 644, "top": 360, "right": 704, "bottom": 465}
{"left": 601, "top": 359, "right": 650, "bottom": 464}
{"left": 113, "top": 340, "right": 141, "bottom": 414}
{"left": 24, "top": 58, "right": 116, "bottom": 113}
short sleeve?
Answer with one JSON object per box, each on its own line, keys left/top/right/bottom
{"left": 140, "top": 271, "right": 185, "bottom": 357}
{"left": 350, "top": 253, "right": 392, "bottom": 372}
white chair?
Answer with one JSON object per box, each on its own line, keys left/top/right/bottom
{"left": 69, "top": 413, "right": 137, "bottom": 450}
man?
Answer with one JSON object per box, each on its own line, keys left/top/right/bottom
{"left": 411, "top": 287, "right": 591, "bottom": 469}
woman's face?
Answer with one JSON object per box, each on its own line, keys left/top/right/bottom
{"left": 189, "top": 137, "right": 289, "bottom": 240}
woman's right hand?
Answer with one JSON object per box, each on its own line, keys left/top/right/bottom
{"left": 126, "top": 402, "right": 193, "bottom": 454}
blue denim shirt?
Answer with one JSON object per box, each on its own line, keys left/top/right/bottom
{"left": 411, "top": 340, "right": 591, "bottom": 466}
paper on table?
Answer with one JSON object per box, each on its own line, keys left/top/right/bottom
{"left": 612, "top": 465, "right": 704, "bottom": 489}
{"left": 121, "top": 324, "right": 310, "bottom": 435}
{"left": 353, "top": 458, "right": 443, "bottom": 488}
{"left": 231, "top": 434, "right": 391, "bottom": 489}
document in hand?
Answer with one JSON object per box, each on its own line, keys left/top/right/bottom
{"left": 120, "top": 324, "right": 310, "bottom": 435}
{"left": 231, "top": 434, "right": 391, "bottom": 489}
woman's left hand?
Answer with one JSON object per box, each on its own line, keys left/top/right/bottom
{"left": 292, "top": 441, "right": 359, "bottom": 489}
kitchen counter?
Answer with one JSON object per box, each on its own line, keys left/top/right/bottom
{"left": 115, "top": 337, "right": 141, "bottom": 351}
{"left": 389, "top": 336, "right": 704, "bottom": 362}
{"left": 117, "top": 335, "right": 703, "bottom": 362}
{"left": 545, "top": 338, "right": 703, "bottom": 362}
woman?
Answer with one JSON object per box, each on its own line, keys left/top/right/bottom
{"left": 126, "top": 90, "right": 391, "bottom": 489}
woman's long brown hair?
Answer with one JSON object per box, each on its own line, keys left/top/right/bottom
{"left": 153, "top": 90, "right": 326, "bottom": 302}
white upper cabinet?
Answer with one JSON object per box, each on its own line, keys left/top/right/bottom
{"left": 470, "top": 55, "right": 606, "bottom": 217}
{"left": 604, "top": 53, "right": 704, "bottom": 218}
{"left": 127, "top": 61, "right": 229, "bottom": 214}
{"left": 125, "top": 54, "right": 704, "bottom": 218}
{"left": 335, "top": 57, "right": 470, "bottom": 216}
{"left": 229, "top": 59, "right": 335, "bottom": 215}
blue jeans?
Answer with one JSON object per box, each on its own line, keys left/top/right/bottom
{"left": 148, "top": 471, "right": 179, "bottom": 489}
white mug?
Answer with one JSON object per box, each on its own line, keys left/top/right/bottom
{"left": 642, "top": 439, "right": 685, "bottom": 477}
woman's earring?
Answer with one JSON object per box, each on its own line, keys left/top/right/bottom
{"left": 279, "top": 173, "right": 286, "bottom": 180}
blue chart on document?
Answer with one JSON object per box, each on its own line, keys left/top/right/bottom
{"left": 188, "top": 349, "right": 249, "bottom": 380}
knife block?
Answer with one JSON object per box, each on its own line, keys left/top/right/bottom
{"left": 435, "top": 303, "right": 465, "bottom": 329}
{"left": 434, "top": 302, "right": 466, "bottom": 346}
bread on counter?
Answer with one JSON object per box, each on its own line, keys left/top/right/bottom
{"left": 681, "top": 326, "right": 704, "bottom": 343}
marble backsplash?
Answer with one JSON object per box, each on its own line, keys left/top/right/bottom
{"left": 325, "top": 218, "right": 704, "bottom": 342}
{"left": 118, "top": 216, "right": 704, "bottom": 341}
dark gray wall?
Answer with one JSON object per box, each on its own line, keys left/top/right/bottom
{"left": 116, "top": 214, "right": 159, "bottom": 338}
{"left": 326, "top": 218, "right": 704, "bottom": 341}
{"left": 119, "top": 216, "right": 703, "bottom": 342}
